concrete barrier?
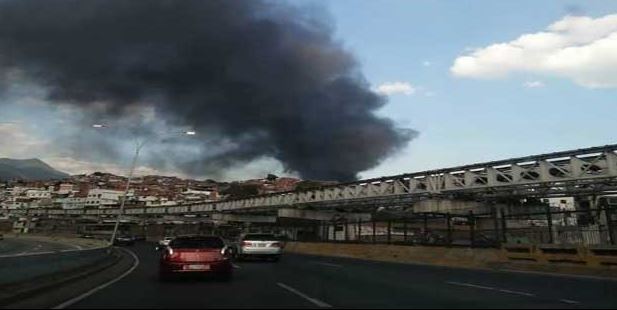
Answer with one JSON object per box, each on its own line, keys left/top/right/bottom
{"left": 285, "top": 242, "right": 617, "bottom": 278}
{"left": 537, "top": 245, "right": 586, "bottom": 265}
{"left": 285, "top": 242, "right": 502, "bottom": 269}
{"left": 501, "top": 244, "right": 537, "bottom": 262}
{"left": 582, "top": 247, "right": 617, "bottom": 267}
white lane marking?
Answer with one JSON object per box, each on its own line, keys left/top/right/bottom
{"left": 53, "top": 247, "right": 140, "bottom": 309}
{"left": 232, "top": 263, "right": 241, "bottom": 269}
{"left": 498, "top": 289, "right": 536, "bottom": 297}
{"left": 448, "top": 281, "right": 585, "bottom": 305}
{"left": 0, "top": 246, "right": 107, "bottom": 258}
{"left": 447, "top": 281, "right": 536, "bottom": 297}
{"left": 0, "top": 251, "right": 55, "bottom": 258}
{"left": 446, "top": 281, "right": 497, "bottom": 291}
{"left": 277, "top": 282, "right": 332, "bottom": 308}
{"left": 312, "top": 261, "right": 343, "bottom": 268}
{"left": 500, "top": 268, "right": 617, "bottom": 282}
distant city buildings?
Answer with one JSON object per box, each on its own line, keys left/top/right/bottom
{"left": 0, "top": 172, "right": 304, "bottom": 213}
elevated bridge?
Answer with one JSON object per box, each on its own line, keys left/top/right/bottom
{"left": 9, "top": 144, "right": 617, "bottom": 218}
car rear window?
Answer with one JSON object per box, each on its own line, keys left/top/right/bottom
{"left": 169, "top": 237, "right": 224, "bottom": 249}
{"left": 242, "top": 234, "right": 277, "bottom": 241}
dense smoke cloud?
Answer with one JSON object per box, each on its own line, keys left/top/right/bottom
{"left": 0, "top": 0, "right": 415, "bottom": 181}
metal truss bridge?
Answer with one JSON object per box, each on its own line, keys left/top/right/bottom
{"left": 12, "top": 144, "right": 617, "bottom": 217}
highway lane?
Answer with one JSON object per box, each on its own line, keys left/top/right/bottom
{"left": 0, "top": 236, "right": 79, "bottom": 257}
{"left": 69, "top": 243, "right": 617, "bottom": 309}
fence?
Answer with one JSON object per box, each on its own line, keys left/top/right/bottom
{"left": 502, "top": 206, "right": 615, "bottom": 246}
{"left": 267, "top": 205, "right": 616, "bottom": 248}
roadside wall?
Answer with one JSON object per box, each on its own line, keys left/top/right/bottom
{"left": 285, "top": 242, "right": 500, "bottom": 269}
{"left": 285, "top": 242, "right": 617, "bottom": 278}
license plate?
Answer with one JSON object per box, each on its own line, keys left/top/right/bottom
{"left": 185, "top": 264, "right": 210, "bottom": 270}
{"left": 257, "top": 244, "right": 266, "bottom": 247}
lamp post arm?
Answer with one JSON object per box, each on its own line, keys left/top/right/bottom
{"left": 109, "top": 141, "right": 143, "bottom": 245}
{"left": 107, "top": 129, "right": 194, "bottom": 246}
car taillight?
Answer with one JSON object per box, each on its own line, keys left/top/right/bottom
{"left": 269, "top": 242, "right": 281, "bottom": 248}
{"left": 241, "top": 241, "right": 252, "bottom": 247}
{"left": 165, "top": 248, "right": 180, "bottom": 260}
{"left": 220, "top": 247, "right": 231, "bottom": 259}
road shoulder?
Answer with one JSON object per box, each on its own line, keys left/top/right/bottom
{"left": 2, "top": 247, "right": 137, "bottom": 309}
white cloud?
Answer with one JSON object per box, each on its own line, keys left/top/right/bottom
{"left": 451, "top": 14, "right": 617, "bottom": 88}
{"left": 375, "top": 82, "right": 416, "bottom": 96}
{"left": 44, "top": 155, "right": 190, "bottom": 178}
{"left": 523, "top": 80, "right": 545, "bottom": 88}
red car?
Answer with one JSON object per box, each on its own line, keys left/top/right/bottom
{"left": 159, "top": 235, "right": 233, "bottom": 281}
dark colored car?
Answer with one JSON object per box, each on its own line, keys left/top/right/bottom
{"left": 133, "top": 235, "right": 146, "bottom": 242}
{"left": 159, "top": 235, "right": 233, "bottom": 281}
{"left": 114, "top": 235, "right": 136, "bottom": 246}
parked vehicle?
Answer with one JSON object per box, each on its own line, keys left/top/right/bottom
{"left": 236, "top": 233, "right": 283, "bottom": 262}
{"left": 158, "top": 236, "right": 174, "bottom": 248}
{"left": 159, "top": 235, "right": 233, "bottom": 281}
{"left": 114, "top": 235, "right": 136, "bottom": 246}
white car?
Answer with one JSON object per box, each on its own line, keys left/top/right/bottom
{"left": 236, "top": 233, "right": 283, "bottom": 262}
{"left": 158, "top": 236, "right": 174, "bottom": 247}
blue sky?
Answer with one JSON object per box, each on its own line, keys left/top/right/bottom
{"left": 288, "top": 0, "right": 617, "bottom": 178}
{"left": 1, "top": 1, "right": 617, "bottom": 180}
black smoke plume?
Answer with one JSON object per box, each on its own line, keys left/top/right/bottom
{"left": 0, "top": 0, "right": 415, "bottom": 181}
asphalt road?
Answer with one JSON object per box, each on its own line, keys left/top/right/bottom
{"left": 0, "top": 236, "right": 79, "bottom": 257}
{"left": 69, "top": 243, "right": 617, "bottom": 309}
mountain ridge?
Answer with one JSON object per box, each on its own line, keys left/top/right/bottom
{"left": 0, "top": 158, "right": 69, "bottom": 181}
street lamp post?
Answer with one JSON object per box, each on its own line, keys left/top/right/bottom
{"left": 93, "top": 125, "right": 196, "bottom": 245}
